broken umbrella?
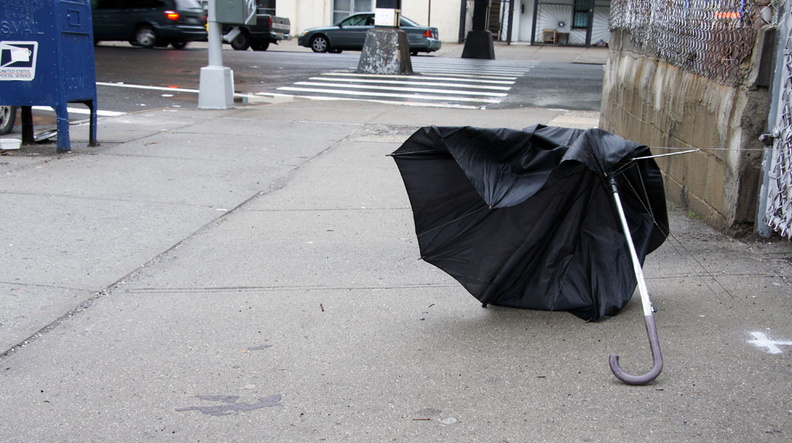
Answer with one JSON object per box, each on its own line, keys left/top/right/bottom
{"left": 391, "top": 125, "right": 669, "bottom": 385}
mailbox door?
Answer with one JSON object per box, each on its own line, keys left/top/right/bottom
{"left": 58, "top": 0, "right": 97, "bottom": 102}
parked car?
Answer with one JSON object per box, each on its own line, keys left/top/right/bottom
{"left": 0, "top": 106, "right": 16, "bottom": 135}
{"left": 297, "top": 13, "right": 440, "bottom": 55}
{"left": 91, "top": 0, "right": 207, "bottom": 49}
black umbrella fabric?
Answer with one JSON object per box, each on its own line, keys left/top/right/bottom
{"left": 392, "top": 125, "right": 668, "bottom": 322}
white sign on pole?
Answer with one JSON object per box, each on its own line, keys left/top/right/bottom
{"left": 374, "top": 8, "right": 397, "bottom": 26}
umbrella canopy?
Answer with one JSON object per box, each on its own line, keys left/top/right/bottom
{"left": 392, "top": 125, "right": 668, "bottom": 321}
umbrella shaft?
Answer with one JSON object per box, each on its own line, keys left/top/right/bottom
{"left": 610, "top": 177, "right": 654, "bottom": 317}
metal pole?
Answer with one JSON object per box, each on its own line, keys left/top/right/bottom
{"left": 757, "top": 3, "right": 788, "bottom": 238}
{"left": 458, "top": 0, "right": 468, "bottom": 43}
{"left": 506, "top": 0, "right": 515, "bottom": 44}
{"left": 585, "top": 0, "right": 594, "bottom": 46}
{"left": 428, "top": 0, "right": 432, "bottom": 27}
{"left": 207, "top": 1, "right": 223, "bottom": 67}
{"left": 198, "top": 0, "right": 235, "bottom": 109}
{"left": 530, "top": 0, "right": 539, "bottom": 45}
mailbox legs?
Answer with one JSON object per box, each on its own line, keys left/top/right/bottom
{"left": 21, "top": 107, "right": 35, "bottom": 146}
{"left": 19, "top": 101, "right": 98, "bottom": 152}
{"left": 55, "top": 103, "right": 71, "bottom": 152}
{"left": 85, "top": 100, "right": 98, "bottom": 147}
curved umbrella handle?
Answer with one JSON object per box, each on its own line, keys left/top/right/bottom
{"left": 608, "top": 176, "right": 664, "bottom": 385}
{"left": 609, "top": 314, "right": 663, "bottom": 385}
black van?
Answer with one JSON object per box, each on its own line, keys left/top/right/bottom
{"left": 91, "top": 0, "right": 207, "bottom": 49}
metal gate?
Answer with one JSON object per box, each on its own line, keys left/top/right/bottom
{"left": 760, "top": 0, "right": 792, "bottom": 240}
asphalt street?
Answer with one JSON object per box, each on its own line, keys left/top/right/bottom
{"left": 89, "top": 39, "right": 606, "bottom": 112}
{"left": 0, "top": 43, "right": 790, "bottom": 441}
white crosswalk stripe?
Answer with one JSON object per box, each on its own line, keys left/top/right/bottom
{"left": 270, "top": 58, "right": 535, "bottom": 109}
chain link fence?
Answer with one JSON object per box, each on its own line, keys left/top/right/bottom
{"left": 609, "top": 0, "right": 768, "bottom": 86}
{"left": 765, "top": 1, "right": 792, "bottom": 239}
{"left": 611, "top": 0, "right": 792, "bottom": 239}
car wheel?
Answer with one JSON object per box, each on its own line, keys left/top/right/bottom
{"left": 135, "top": 26, "right": 157, "bottom": 48}
{"left": 0, "top": 106, "right": 17, "bottom": 135}
{"left": 310, "top": 35, "right": 329, "bottom": 53}
{"left": 251, "top": 41, "right": 270, "bottom": 51}
{"left": 230, "top": 32, "right": 251, "bottom": 51}
{"left": 410, "top": 50, "right": 418, "bottom": 56}
{"left": 171, "top": 41, "right": 187, "bottom": 50}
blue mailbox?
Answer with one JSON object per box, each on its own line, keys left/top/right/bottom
{"left": 0, "top": 0, "right": 98, "bottom": 152}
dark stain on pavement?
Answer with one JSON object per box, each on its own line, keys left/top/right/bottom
{"left": 176, "top": 394, "right": 282, "bottom": 416}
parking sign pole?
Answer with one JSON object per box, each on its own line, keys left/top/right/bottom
{"left": 199, "top": 0, "right": 235, "bottom": 109}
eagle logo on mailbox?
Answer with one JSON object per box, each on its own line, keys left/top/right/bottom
{"left": 0, "top": 41, "right": 38, "bottom": 81}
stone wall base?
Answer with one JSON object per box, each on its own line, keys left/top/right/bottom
{"left": 600, "top": 30, "right": 771, "bottom": 235}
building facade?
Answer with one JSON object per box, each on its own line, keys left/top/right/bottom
{"left": 275, "top": 0, "right": 610, "bottom": 46}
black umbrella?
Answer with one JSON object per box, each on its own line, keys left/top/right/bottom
{"left": 391, "top": 125, "right": 669, "bottom": 385}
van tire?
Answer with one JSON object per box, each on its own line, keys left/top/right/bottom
{"left": 135, "top": 26, "right": 157, "bottom": 48}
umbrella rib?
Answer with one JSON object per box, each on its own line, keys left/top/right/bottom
{"left": 614, "top": 161, "right": 668, "bottom": 239}
{"left": 631, "top": 162, "right": 655, "bottom": 222}
{"left": 414, "top": 205, "right": 491, "bottom": 242}
{"left": 663, "top": 232, "right": 737, "bottom": 300}
{"left": 631, "top": 149, "right": 700, "bottom": 160}
{"left": 615, "top": 161, "right": 736, "bottom": 300}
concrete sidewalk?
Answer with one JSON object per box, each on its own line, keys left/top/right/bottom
{"left": 1, "top": 63, "right": 790, "bottom": 440}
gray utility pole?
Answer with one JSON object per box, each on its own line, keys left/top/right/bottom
{"left": 199, "top": 0, "right": 238, "bottom": 109}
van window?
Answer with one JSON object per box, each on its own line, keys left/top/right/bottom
{"left": 94, "top": 0, "right": 121, "bottom": 9}
{"left": 135, "top": 0, "right": 166, "bottom": 7}
{"left": 95, "top": 0, "right": 165, "bottom": 9}
{"left": 91, "top": 0, "right": 165, "bottom": 9}
{"left": 175, "top": 0, "right": 204, "bottom": 10}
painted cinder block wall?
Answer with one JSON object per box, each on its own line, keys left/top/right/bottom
{"left": 600, "top": 29, "right": 772, "bottom": 235}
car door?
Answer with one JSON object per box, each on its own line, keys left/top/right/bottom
{"left": 332, "top": 13, "right": 373, "bottom": 49}
{"left": 91, "top": 0, "right": 120, "bottom": 39}
{"left": 399, "top": 17, "right": 423, "bottom": 49}
{"left": 93, "top": 0, "right": 147, "bottom": 40}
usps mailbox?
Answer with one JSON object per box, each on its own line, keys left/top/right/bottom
{"left": 0, "top": 0, "right": 98, "bottom": 152}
